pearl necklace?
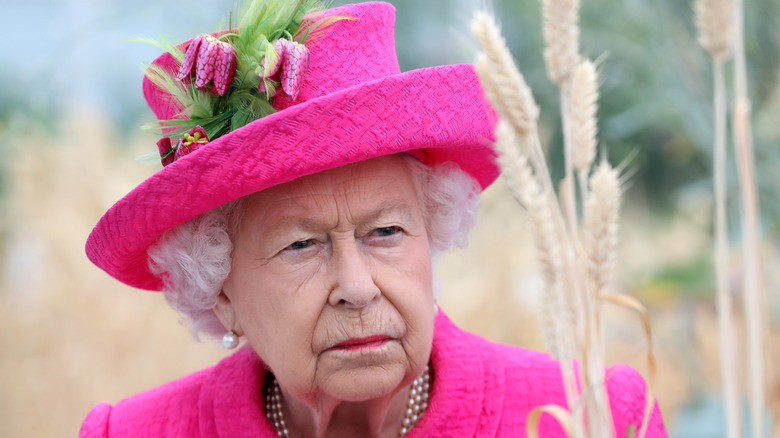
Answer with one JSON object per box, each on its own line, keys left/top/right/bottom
{"left": 265, "top": 365, "right": 431, "bottom": 438}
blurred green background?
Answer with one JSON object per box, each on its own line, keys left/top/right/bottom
{"left": 1, "top": 0, "right": 778, "bottom": 437}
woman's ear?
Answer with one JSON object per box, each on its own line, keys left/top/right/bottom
{"left": 213, "top": 290, "right": 242, "bottom": 335}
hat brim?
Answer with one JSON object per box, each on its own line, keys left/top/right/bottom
{"left": 86, "top": 64, "right": 499, "bottom": 290}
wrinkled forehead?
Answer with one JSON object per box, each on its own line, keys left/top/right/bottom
{"left": 240, "top": 155, "right": 425, "bottom": 228}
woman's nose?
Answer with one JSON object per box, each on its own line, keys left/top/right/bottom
{"left": 327, "top": 239, "right": 381, "bottom": 308}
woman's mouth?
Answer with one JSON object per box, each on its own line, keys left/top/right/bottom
{"left": 330, "top": 335, "right": 393, "bottom": 351}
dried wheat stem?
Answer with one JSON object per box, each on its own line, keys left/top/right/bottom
{"left": 556, "top": 72, "right": 583, "bottom": 374}
{"left": 713, "top": 56, "right": 743, "bottom": 438}
{"left": 556, "top": 79, "right": 583, "bottom": 396}
{"left": 560, "top": 90, "right": 578, "bottom": 227}
{"left": 527, "top": 405, "right": 574, "bottom": 438}
{"left": 528, "top": 195, "right": 583, "bottom": 438}
{"left": 734, "top": 98, "right": 765, "bottom": 438}
{"left": 542, "top": 0, "right": 581, "bottom": 84}
{"left": 583, "top": 327, "right": 613, "bottom": 438}
{"left": 580, "top": 164, "right": 614, "bottom": 365}
{"left": 580, "top": 163, "right": 620, "bottom": 438}
{"left": 731, "top": 0, "right": 766, "bottom": 434}
{"left": 540, "top": 2, "right": 602, "bottom": 432}
{"left": 696, "top": 1, "right": 742, "bottom": 435}
{"left": 560, "top": 75, "right": 602, "bottom": 438}
{"left": 599, "top": 293, "right": 657, "bottom": 438}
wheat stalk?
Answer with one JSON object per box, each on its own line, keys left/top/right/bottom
{"left": 474, "top": 6, "right": 659, "bottom": 437}
{"left": 477, "top": 12, "right": 586, "bottom": 430}
{"left": 541, "top": 1, "right": 615, "bottom": 434}
{"left": 541, "top": 5, "right": 587, "bottom": 370}
{"left": 695, "top": 1, "right": 742, "bottom": 435}
{"left": 730, "top": 0, "right": 767, "bottom": 435}
{"left": 577, "top": 162, "right": 619, "bottom": 438}
{"left": 713, "top": 56, "right": 743, "bottom": 438}
{"left": 527, "top": 405, "right": 574, "bottom": 438}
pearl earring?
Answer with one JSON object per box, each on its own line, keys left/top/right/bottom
{"left": 222, "top": 330, "right": 239, "bottom": 349}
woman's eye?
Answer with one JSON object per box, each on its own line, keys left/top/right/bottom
{"left": 374, "top": 226, "right": 400, "bottom": 237}
{"left": 288, "top": 240, "right": 313, "bottom": 250}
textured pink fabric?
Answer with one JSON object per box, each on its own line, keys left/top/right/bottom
{"left": 86, "top": 1, "right": 500, "bottom": 291}
{"left": 80, "top": 312, "right": 666, "bottom": 437}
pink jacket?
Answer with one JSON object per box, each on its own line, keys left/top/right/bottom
{"left": 81, "top": 312, "right": 666, "bottom": 437}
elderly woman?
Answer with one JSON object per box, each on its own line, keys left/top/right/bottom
{"left": 81, "top": 1, "right": 665, "bottom": 437}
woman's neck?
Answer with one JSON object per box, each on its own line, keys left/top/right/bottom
{"left": 267, "top": 367, "right": 430, "bottom": 438}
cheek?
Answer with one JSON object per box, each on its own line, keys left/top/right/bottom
{"left": 378, "top": 242, "right": 434, "bottom": 333}
{"left": 229, "top": 264, "right": 328, "bottom": 365}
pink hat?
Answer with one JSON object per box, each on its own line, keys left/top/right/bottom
{"left": 86, "top": 1, "right": 499, "bottom": 291}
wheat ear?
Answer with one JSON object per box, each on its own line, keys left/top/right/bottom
{"left": 472, "top": 13, "right": 540, "bottom": 138}
{"left": 695, "top": 0, "right": 733, "bottom": 60}
{"left": 583, "top": 162, "right": 619, "bottom": 298}
{"left": 569, "top": 59, "right": 599, "bottom": 204}
{"left": 542, "top": 0, "right": 581, "bottom": 85}
{"left": 473, "top": 12, "right": 567, "bottom": 243}
{"left": 731, "top": 0, "right": 767, "bottom": 436}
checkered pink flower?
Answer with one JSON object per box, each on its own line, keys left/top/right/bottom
{"left": 177, "top": 34, "right": 237, "bottom": 96}
{"left": 258, "top": 38, "right": 310, "bottom": 101}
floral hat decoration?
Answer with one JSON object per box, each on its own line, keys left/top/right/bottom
{"left": 140, "top": 0, "right": 346, "bottom": 165}
{"left": 87, "top": 0, "right": 500, "bottom": 291}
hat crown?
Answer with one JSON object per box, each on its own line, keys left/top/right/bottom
{"left": 144, "top": 2, "right": 400, "bottom": 122}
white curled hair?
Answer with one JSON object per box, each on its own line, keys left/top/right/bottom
{"left": 148, "top": 155, "right": 482, "bottom": 341}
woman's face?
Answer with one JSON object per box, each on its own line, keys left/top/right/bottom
{"left": 218, "top": 155, "right": 434, "bottom": 404}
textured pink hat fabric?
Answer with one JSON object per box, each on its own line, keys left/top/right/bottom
{"left": 86, "top": 1, "right": 500, "bottom": 291}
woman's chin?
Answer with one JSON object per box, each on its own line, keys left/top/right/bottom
{"left": 317, "top": 365, "right": 409, "bottom": 402}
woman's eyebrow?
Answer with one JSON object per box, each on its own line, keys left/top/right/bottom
{"left": 260, "top": 216, "right": 323, "bottom": 236}
{"left": 262, "top": 199, "right": 417, "bottom": 234}
{"left": 358, "top": 200, "right": 418, "bottom": 226}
